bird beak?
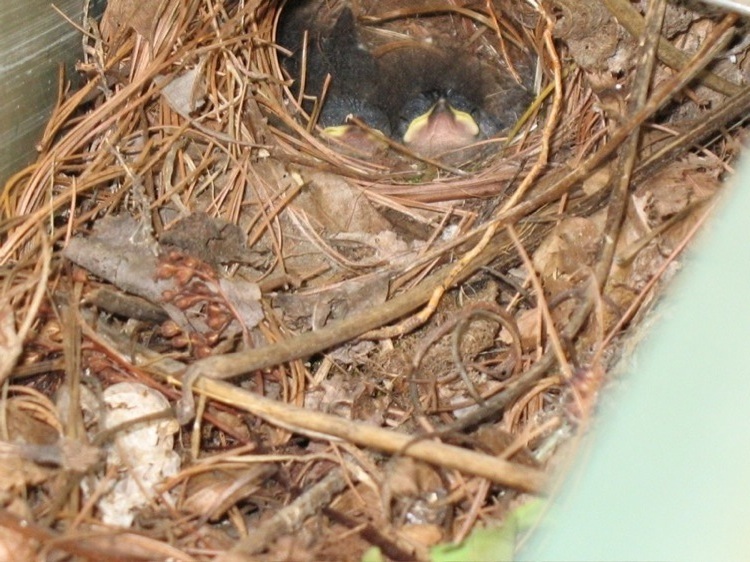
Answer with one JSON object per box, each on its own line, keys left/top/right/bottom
{"left": 322, "top": 123, "right": 388, "bottom": 156}
{"left": 402, "top": 98, "right": 480, "bottom": 155}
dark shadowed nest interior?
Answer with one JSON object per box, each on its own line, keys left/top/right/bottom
{"left": 1, "top": 0, "right": 748, "bottom": 559}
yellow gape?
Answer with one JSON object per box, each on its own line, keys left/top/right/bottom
{"left": 403, "top": 99, "right": 480, "bottom": 156}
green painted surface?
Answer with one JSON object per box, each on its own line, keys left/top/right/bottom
{"left": 0, "top": 0, "right": 105, "bottom": 187}
{"left": 520, "top": 159, "right": 750, "bottom": 560}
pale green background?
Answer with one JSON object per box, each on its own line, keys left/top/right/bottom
{"left": 521, "top": 156, "right": 750, "bottom": 559}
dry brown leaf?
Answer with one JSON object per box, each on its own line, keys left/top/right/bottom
{"left": 182, "top": 465, "right": 276, "bottom": 521}
{"left": 552, "top": 0, "right": 634, "bottom": 75}
{"left": 101, "top": 0, "right": 165, "bottom": 42}
{"left": 161, "top": 212, "right": 266, "bottom": 267}
{"left": 533, "top": 217, "right": 601, "bottom": 281}
{"left": 156, "top": 64, "right": 208, "bottom": 116}
{"left": 382, "top": 457, "right": 448, "bottom": 527}
{"left": 274, "top": 273, "right": 390, "bottom": 328}
{"left": 293, "top": 173, "right": 393, "bottom": 235}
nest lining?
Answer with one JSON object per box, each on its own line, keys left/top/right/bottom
{"left": 263, "top": 0, "right": 549, "bottom": 191}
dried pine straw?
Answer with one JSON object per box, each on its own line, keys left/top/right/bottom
{"left": 0, "top": 0, "right": 748, "bottom": 559}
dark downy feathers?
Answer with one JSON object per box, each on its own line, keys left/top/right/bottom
{"left": 276, "top": 1, "right": 532, "bottom": 154}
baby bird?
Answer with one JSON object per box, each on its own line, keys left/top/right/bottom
{"left": 401, "top": 96, "right": 481, "bottom": 155}
{"left": 276, "top": 4, "right": 391, "bottom": 136}
{"left": 377, "top": 45, "right": 529, "bottom": 156}
{"left": 277, "top": 1, "right": 532, "bottom": 158}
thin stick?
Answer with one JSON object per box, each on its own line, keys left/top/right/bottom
{"left": 507, "top": 225, "right": 573, "bottom": 380}
{"left": 600, "top": 0, "right": 741, "bottom": 96}
{"left": 90, "top": 318, "right": 547, "bottom": 493}
{"left": 596, "top": 0, "right": 667, "bottom": 289}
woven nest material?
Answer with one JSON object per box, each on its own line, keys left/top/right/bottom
{"left": 0, "top": 0, "right": 748, "bottom": 559}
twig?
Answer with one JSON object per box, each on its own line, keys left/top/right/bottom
{"left": 500, "top": 9, "right": 563, "bottom": 210}
{"left": 595, "top": 0, "right": 667, "bottom": 288}
{"left": 88, "top": 310, "right": 549, "bottom": 498}
{"left": 362, "top": 219, "right": 499, "bottom": 340}
{"left": 409, "top": 302, "right": 523, "bottom": 407}
{"left": 596, "top": 200, "right": 718, "bottom": 360}
{"left": 89, "top": 319, "right": 547, "bottom": 493}
{"left": 600, "top": 0, "right": 741, "bottom": 96}
{"left": 451, "top": 304, "right": 523, "bottom": 403}
{"left": 634, "top": 85, "right": 750, "bottom": 182}
{"left": 507, "top": 225, "right": 573, "bottom": 381}
{"left": 228, "top": 468, "right": 348, "bottom": 556}
{"left": 442, "top": 10, "right": 740, "bottom": 433}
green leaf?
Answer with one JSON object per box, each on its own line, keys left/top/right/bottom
{"left": 361, "top": 546, "right": 385, "bottom": 562}
{"left": 430, "top": 499, "right": 545, "bottom": 562}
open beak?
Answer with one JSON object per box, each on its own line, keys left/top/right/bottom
{"left": 322, "top": 122, "right": 388, "bottom": 156}
{"left": 402, "top": 98, "right": 480, "bottom": 155}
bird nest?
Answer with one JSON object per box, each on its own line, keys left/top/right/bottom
{"left": 0, "top": 0, "right": 748, "bottom": 559}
